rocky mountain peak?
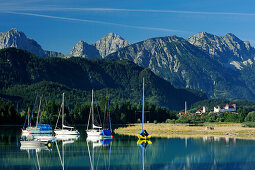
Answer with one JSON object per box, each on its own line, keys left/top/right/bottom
{"left": 9, "top": 28, "right": 18, "bottom": 33}
{"left": 0, "top": 28, "right": 64, "bottom": 57}
{"left": 192, "top": 32, "right": 215, "bottom": 39}
{"left": 104, "top": 32, "right": 120, "bottom": 39}
{"left": 225, "top": 33, "right": 237, "bottom": 38}
{"left": 224, "top": 33, "right": 242, "bottom": 43}
{"left": 68, "top": 40, "right": 100, "bottom": 59}
{"left": 0, "top": 28, "right": 46, "bottom": 57}
{"left": 188, "top": 32, "right": 255, "bottom": 65}
{"left": 94, "top": 33, "right": 129, "bottom": 58}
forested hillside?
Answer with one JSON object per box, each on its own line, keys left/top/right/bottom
{"left": 0, "top": 48, "right": 207, "bottom": 110}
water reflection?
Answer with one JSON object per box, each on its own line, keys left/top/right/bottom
{"left": 1, "top": 127, "right": 255, "bottom": 169}
{"left": 20, "top": 134, "right": 55, "bottom": 150}
{"left": 201, "top": 136, "right": 237, "bottom": 145}
{"left": 137, "top": 140, "right": 152, "bottom": 170}
{"left": 19, "top": 135, "right": 53, "bottom": 170}
{"left": 55, "top": 134, "right": 79, "bottom": 142}
{"left": 55, "top": 137, "right": 79, "bottom": 170}
{"left": 87, "top": 138, "right": 113, "bottom": 170}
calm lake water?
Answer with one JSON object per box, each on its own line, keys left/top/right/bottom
{"left": 1, "top": 126, "right": 255, "bottom": 170}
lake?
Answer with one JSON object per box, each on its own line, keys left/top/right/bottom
{"left": 1, "top": 126, "right": 255, "bottom": 170}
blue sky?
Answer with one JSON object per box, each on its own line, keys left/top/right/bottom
{"left": 1, "top": 0, "right": 255, "bottom": 54}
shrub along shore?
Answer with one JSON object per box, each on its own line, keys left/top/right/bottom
{"left": 115, "top": 123, "right": 255, "bottom": 140}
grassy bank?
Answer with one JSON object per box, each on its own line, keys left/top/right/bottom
{"left": 114, "top": 123, "right": 255, "bottom": 140}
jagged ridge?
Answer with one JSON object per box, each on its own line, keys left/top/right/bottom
{"left": 107, "top": 35, "right": 255, "bottom": 99}
{"left": 0, "top": 28, "right": 64, "bottom": 57}
{"left": 68, "top": 33, "right": 128, "bottom": 58}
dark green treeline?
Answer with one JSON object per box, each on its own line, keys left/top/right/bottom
{"left": 0, "top": 98, "right": 177, "bottom": 125}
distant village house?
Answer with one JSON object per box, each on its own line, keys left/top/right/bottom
{"left": 214, "top": 104, "right": 236, "bottom": 113}
{"left": 179, "top": 106, "right": 206, "bottom": 116}
{"left": 195, "top": 106, "right": 206, "bottom": 115}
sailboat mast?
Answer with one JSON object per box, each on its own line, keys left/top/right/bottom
{"left": 91, "top": 89, "right": 94, "bottom": 129}
{"left": 27, "top": 107, "right": 30, "bottom": 127}
{"left": 108, "top": 99, "right": 112, "bottom": 131}
{"left": 36, "top": 97, "right": 42, "bottom": 128}
{"left": 62, "top": 93, "right": 64, "bottom": 130}
{"left": 63, "top": 141, "right": 64, "bottom": 170}
{"left": 185, "top": 101, "right": 187, "bottom": 115}
{"left": 142, "top": 148, "right": 145, "bottom": 170}
{"left": 142, "top": 78, "right": 144, "bottom": 130}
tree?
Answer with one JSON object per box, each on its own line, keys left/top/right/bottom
{"left": 0, "top": 102, "right": 19, "bottom": 124}
{"left": 245, "top": 111, "right": 255, "bottom": 122}
{"left": 237, "top": 108, "right": 248, "bottom": 123}
{"left": 41, "top": 100, "right": 59, "bottom": 124}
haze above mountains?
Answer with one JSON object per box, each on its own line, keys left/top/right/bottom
{"left": 1, "top": 28, "right": 255, "bottom": 100}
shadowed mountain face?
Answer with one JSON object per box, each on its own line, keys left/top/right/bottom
{"left": 0, "top": 48, "right": 207, "bottom": 110}
{"left": 107, "top": 35, "right": 255, "bottom": 99}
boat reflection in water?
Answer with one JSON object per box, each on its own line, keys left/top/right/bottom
{"left": 55, "top": 134, "right": 79, "bottom": 142}
{"left": 20, "top": 134, "right": 54, "bottom": 170}
{"left": 137, "top": 140, "right": 152, "bottom": 170}
{"left": 87, "top": 137, "right": 113, "bottom": 170}
{"left": 56, "top": 139, "right": 76, "bottom": 170}
{"left": 20, "top": 134, "right": 56, "bottom": 150}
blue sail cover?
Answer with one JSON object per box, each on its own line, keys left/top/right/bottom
{"left": 139, "top": 129, "right": 150, "bottom": 136}
{"left": 100, "top": 129, "right": 112, "bottom": 137}
{"left": 37, "top": 123, "right": 52, "bottom": 131}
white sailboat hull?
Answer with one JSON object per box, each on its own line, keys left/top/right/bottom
{"left": 86, "top": 129, "right": 102, "bottom": 137}
{"left": 33, "top": 135, "right": 56, "bottom": 142}
{"left": 86, "top": 135, "right": 102, "bottom": 142}
{"left": 54, "top": 129, "right": 79, "bottom": 135}
{"left": 22, "top": 129, "right": 52, "bottom": 136}
{"left": 20, "top": 140, "right": 48, "bottom": 147}
{"left": 56, "top": 135, "right": 79, "bottom": 141}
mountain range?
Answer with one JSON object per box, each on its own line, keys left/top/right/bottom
{"left": 107, "top": 34, "right": 255, "bottom": 99}
{"left": 1, "top": 28, "right": 255, "bottom": 100}
{"left": 0, "top": 48, "right": 206, "bottom": 110}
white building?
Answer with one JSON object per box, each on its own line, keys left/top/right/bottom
{"left": 214, "top": 104, "right": 236, "bottom": 113}
{"left": 196, "top": 106, "right": 206, "bottom": 115}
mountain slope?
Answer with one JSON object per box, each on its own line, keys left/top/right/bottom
{"left": 0, "top": 48, "right": 207, "bottom": 110}
{"left": 106, "top": 35, "right": 255, "bottom": 99}
{"left": 0, "top": 28, "right": 64, "bottom": 57}
{"left": 188, "top": 32, "right": 255, "bottom": 69}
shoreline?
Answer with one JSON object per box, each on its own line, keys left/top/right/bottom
{"left": 114, "top": 123, "right": 255, "bottom": 140}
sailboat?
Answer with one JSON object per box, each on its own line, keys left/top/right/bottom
{"left": 86, "top": 89, "right": 103, "bottom": 138}
{"left": 22, "top": 95, "right": 52, "bottom": 136}
{"left": 137, "top": 78, "right": 152, "bottom": 140}
{"left": 54, "top": 93, "right": 79, "bottom": 135}
{"left": 100, "top": 98, "right": 113, "bottom": 138}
